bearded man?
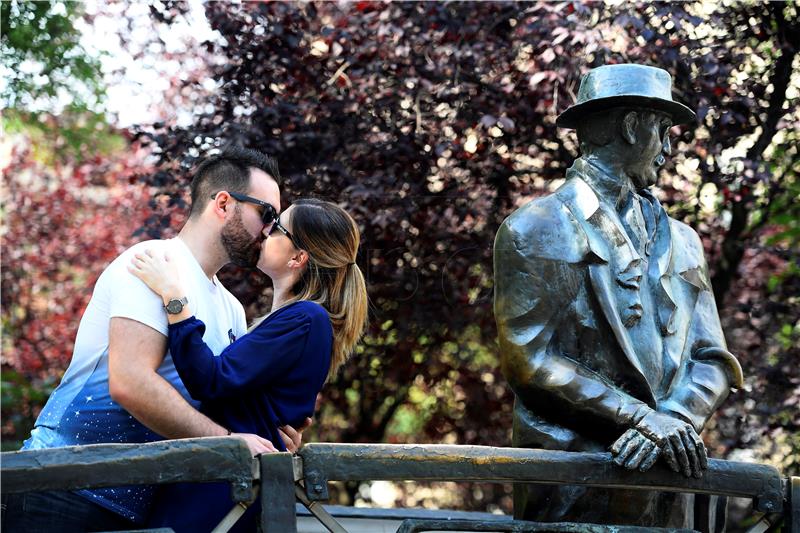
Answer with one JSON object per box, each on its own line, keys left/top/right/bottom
{"left": 5, "top": 146, "right": 308, "bottom": 532}
{"left": 494, "top": 64, "right": 743, "bottom": 528}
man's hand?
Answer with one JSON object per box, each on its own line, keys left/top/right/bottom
{"left": 635, "top": 410, "right": 707, "bottom": 478}
{"left": 610, "top": 428, "right": 660, "bottom": 472}
{"left": 232, "top": 433, "right": 278, "bottom": 456}
{"left": 278, "top": 417, "right": 313, "bottom": 453}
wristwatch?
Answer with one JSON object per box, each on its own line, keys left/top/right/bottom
{"left": 164, "top": 296, "right": 188, "bottom": 315}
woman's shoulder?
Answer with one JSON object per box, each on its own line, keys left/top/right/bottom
{"left": 273, "top": 300, "right": 331, "bottom": 326}
{"left": 258, "top": 302, "right": 332, "bottom": 349}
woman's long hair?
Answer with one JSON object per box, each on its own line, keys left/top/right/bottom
{"left": 256, "top": 198, "right": 368, "bottom": 380}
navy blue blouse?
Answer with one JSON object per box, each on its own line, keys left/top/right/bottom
{"left": 169, "top": 300, "right": 333, "bottom": 449}
{"left": 148, "top": 300, "right": 333, "bottom": 532}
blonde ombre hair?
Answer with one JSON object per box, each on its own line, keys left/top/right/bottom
{"left": 254, "top": 198, "right": 368, "bottom": 380}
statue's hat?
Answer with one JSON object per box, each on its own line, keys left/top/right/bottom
{"left": 556, "top": 64, "right": 696, "bottom": 129}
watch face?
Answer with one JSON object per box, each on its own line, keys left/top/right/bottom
{"left": 165, "top": 299, "right": 184, "bottom": 314}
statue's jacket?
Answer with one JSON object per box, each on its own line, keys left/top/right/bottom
{"left": 494, "top": 157, "right": 743, "bottom": 522}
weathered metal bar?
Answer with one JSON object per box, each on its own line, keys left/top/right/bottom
{"left": 295, "top": 484, "right": 348, "bottom": 533}
{"left": 259, "top": 452, "right": 297, "bottom": 533}
{"left": 298, "top": 444, "right": 784, "bottom": 513}
{"left": 110, "top": 527, "right": 175, "bottom": 533}
{"left": 1, "top": 437, "right": 258, "bottom": 503}
{"left": 395, "top": 518, "right": 693, "bottom": 532}
{"left": 211, "top": 501, "right": 253, "bottom": 533}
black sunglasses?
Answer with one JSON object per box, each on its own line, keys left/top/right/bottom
{"left": 211, "top": 191, "right": 277, "bottom": 226}
{"left": 269, "top": 217, "right": 298, "bottom": 248}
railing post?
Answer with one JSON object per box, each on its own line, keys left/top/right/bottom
{"left": 788, "top": 476, "right": 799, "bottom": 533}
{"left": 259, "top": 452, "right": 297, "bottom": 533}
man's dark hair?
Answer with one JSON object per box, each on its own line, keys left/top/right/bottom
{"left": 189, "top": 145, "right": 282, "bottom": 218}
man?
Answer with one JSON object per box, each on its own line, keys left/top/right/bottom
{"left": 4, "top": 146, "right": 307, "bottom": 532}
{"left": 494, "top": 64, "right": 743, "bottom": 528}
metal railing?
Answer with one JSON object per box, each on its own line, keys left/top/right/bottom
{"left": 2, "top": 438, "right": 797, "bottom": 532}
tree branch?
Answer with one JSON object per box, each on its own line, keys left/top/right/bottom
{"left": 374, "top": 384, "right": 411, "bottom": 439}
{"left": 711, "top": 4, "right": 798, "bottom": 303}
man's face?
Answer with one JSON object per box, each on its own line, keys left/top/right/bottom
{"left": 624, "top": 111, "right": 672, "bottom": 189}
{"left": 220, "top": 168, "right": 281, "bottom": 267}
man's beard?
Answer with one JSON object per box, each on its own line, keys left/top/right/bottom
{"left": 220, "top": 206, "right": 262, "bottom": 268}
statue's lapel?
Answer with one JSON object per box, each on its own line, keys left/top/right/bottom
{"left": 558, "top": 178, "right": 654, "bottom": 401}
{"left": 587, "top": 264, "right": 650, "bottom": 385}
{"left": 639, "top": 191, "right": 704, "bottom": 371}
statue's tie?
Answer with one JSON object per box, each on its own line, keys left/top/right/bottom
{"left": 621, "top": 191, "right": 656, "bottom": 256}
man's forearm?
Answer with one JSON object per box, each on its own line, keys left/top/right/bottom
{"left": 108, "top": 316, "right": 227, "bottom": 439}
{"left": 117, "top": 369, "right": 227, "bottom": 439}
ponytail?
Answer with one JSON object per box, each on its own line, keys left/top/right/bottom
{"left": 327, "top": 261, "right": 367, "bottom": 378}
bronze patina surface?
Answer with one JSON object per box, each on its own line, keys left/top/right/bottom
{"left": 494, "top": 64, "right": 743, "bottom": 529}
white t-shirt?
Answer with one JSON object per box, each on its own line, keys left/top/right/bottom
{"left": 23, "top": 237, "right": 247, "bottom": 522}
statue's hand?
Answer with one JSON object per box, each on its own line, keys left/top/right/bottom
{"left": 635, "top": 410, "right": 708, "bottom": 478}
{"left": 610, "top": 428, "right": 660, "bottom": 471}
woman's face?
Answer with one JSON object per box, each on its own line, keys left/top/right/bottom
{"left": 257, "top": 204, "right": 299, "bottom": 277}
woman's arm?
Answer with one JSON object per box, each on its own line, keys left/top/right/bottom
{"left": 129, "top": 249, "right": 328, "bottom": 408}
{"left": 166, "top": 309, "right": 317, "bottom": 401}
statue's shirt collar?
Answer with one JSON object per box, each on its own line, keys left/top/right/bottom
{"left": 568, "top": 157, "right": 638, "bottom": 210}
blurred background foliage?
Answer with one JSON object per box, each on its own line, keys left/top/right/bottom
{"left": 1, "top": 0, "right": 103, "bottom": 111}
{"left": 2, "top": 0, "right": 798, "bottom": 522}
{"left": 0, "top": 0, "right": 119, "bottom": 164}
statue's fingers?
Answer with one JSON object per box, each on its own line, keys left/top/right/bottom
{"left": 639, "top": 445, "right": 660, "bottom": 472}
{"left": 688, "top": 429, "right": 708, "bottom": 470}
{"left": 610, "top": 429, "right": 638, "bottom": 456}
{"left": 660, "top": 436, "right": 680, "bottom": 473}
{"left": 669, "top": 433, "right": 691, "bottom": 477}
{"left": 614, "top": 435, "right": 642, "bottom": 466}
{"left": 680, "top": 430, "right": 702, "bottom": 478}
{"left": 624, "top": 438, "right": 655, "bottom": 470}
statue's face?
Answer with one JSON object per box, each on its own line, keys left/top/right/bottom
{"left": 625, "top": 111, "right": 672, "bottom": 189}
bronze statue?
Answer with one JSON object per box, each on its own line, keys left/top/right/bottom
{"left": 493, "top": 64, "right": 744, "bottom": 528}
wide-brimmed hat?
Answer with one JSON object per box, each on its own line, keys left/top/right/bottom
{"left": 556, "top": 64, "right": 696, "bottom": 129}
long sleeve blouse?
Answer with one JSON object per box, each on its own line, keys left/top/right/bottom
{"left": 167, "top": 300, "right": 333, "bottom": 451}
{"left": 148, "top": 300, "right": 333, "bottom": 533}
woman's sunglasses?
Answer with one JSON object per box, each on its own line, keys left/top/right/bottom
{"left": 269, "top": 218, "right": 297, "bottom": 248}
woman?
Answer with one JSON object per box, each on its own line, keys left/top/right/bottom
{"left": 129, "top": 198, "right": 368, "bottom": 532}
